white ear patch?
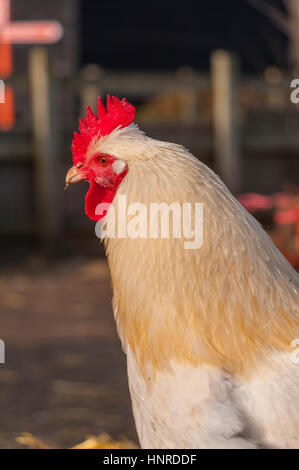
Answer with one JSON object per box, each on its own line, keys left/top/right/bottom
{"left": 112, "top": 159, "right": 127, "bottom": 175}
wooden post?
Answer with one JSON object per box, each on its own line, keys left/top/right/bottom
{"left": 211, "top": 50, "right": 241, "bottom": 193}
{"left": 80, "top": 64, "right": 103, "bottom": 114}
{"left": 29, "top": 46, "right": 63, "bottom": 251}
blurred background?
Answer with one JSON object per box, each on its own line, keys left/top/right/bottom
{"left": 0, "top": 0, "right": 298, "bottom": 448}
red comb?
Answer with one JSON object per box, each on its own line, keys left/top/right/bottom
{"left": 71, "top": 96, "right": 136, "bottom": 165}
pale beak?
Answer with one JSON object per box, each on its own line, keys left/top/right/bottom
{"left": 65, "top": 166, "right": 86, "bottom": 190}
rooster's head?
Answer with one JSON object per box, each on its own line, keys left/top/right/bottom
{"left": 65, "top": 96, "right": 136, "bottom": 221}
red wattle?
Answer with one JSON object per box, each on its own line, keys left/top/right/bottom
{"left": 85, "top": 181, "right": 115, "bottom": 221}
{"left": 84, "top": 169, "right": 128, "bottom": 222}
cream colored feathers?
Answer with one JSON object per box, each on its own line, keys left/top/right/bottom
{"left": 90, "top": 124, "right": 299, "bottom": 448}
{"left": 91, "top": 124, "right": 299, "bottom": 377}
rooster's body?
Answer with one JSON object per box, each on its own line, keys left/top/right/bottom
{"left": 66, "top": 97, "right": 299, "bottom": 449}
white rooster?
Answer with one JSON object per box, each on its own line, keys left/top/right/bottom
{"left": 66, "top": 96, "right": 299, "bottom": 449}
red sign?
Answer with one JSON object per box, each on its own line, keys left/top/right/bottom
{"left": 0, "top": 21, "right": 64, "bottom": 44}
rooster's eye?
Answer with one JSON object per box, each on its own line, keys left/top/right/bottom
{"left": 98, "top": 156, "right": 109, "bottom": 167}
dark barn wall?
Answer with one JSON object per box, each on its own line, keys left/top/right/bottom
{"left": 81, "top": 0, "right": 288, "bottom": 73}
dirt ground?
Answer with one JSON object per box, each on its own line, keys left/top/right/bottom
{"left": 0, "top": 255, "right": 138, "bottom": 448}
